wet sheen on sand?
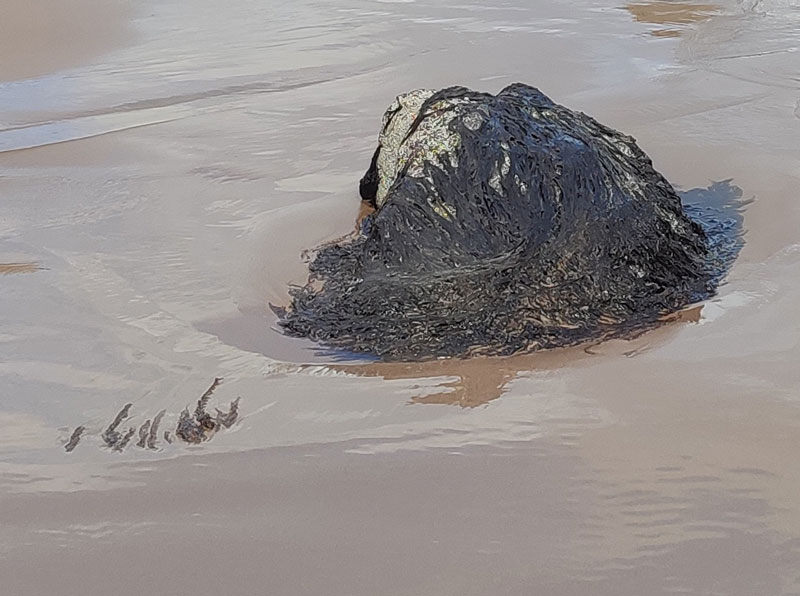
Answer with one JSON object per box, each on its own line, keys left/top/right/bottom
{"left": 1, "top": 0, "right": 800, "bottom": 594}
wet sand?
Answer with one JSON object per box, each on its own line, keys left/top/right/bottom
{"left": 0, "top": 0, "right": 133, "bottom": 82}
{"left": 2, "top": 0, "right": 800, "bottom": 593}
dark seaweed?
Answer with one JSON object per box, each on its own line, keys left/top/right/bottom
{"left": 176, "top": 377, "right": 227, "bottom": 444}
{"left": 280, "top": 84, "right": 740, "bottom": 361}
{"left": 114, "top": 427, "right": 136, "bottom": 452}
{"left": 64, "top": 426, "right": 85, "bottom": 452}
{"left": 66, "top": 379, "right": 240, "bottom": 454}
{"left": 101, "top": 403, "right": 132, "bottom": 449}
{"left": 147, "top": 409, "right": 166, "bottom": 449}
{"left": 136, "top": 419, "right": 151, "bottom": 448}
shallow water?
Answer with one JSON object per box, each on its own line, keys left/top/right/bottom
{"left": 1, "top": 0, "right": 799, "bottom": 593}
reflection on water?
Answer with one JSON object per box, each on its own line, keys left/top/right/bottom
{"left": 624, "top": 0, "right": 719, "bottom": 37}
{"left": 333, "top": 345, "right": 587, "bottom": 408}
{"left": 328, "top": 306, "right": 703, "bottom": 407}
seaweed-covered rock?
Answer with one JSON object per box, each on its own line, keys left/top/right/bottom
{"left": 280, "top": 84, "right": 721, "bottom": 361}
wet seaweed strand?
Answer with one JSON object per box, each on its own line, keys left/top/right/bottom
{"left": 64, "top": 378, "right": 241, "bottom": 453}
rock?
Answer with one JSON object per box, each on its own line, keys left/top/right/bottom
{"left": 281, "top": 84, "right": 728, "bottom": 361}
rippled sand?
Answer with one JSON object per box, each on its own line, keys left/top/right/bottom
{"left": 1, "top": 0, "right": 800, "bottom": 594}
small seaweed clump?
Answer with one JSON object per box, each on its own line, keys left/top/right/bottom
{"left": 65, "top": 378, "right": 240, "bottom": 453}
{"left": 175, "top": 377, "right": 240, "bottom": 444}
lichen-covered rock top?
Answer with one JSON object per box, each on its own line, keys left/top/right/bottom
{"left": 281, "top": 84, "right": 720, "bottom": 361}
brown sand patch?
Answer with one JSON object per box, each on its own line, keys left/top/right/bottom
{"left": 0, "top": 262, "right": 42, "bottom": 275}
{"left": 0, "top": 0, "right": 133, "bottom": 81}
{"left": 625, "top": 1, "right": 719, "bottom": 37}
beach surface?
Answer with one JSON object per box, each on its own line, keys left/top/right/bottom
{"left": 1, "top": 0, "right": 800, "bottom": 594}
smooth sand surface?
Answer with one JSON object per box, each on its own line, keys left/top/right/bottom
{"left": 1, "top": 0, "right": 800, "bottom": 593}
{"left": 0, "top": 0, "right": 133, "bottom": 82}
